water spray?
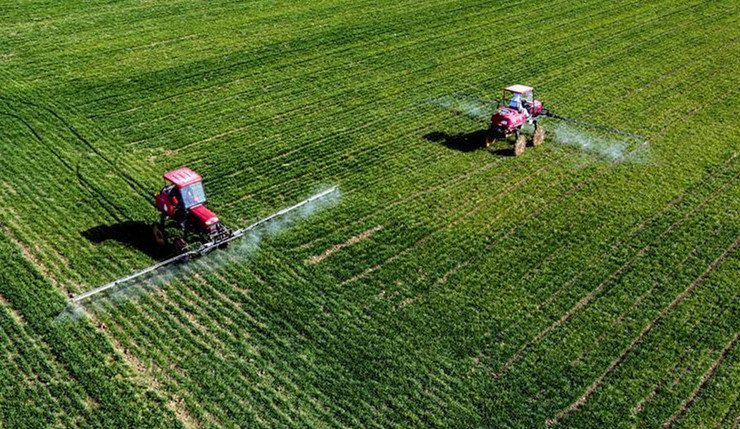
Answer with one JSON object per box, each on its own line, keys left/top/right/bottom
{"left": 71, "top": 186, "right": 339, "bottom": 304}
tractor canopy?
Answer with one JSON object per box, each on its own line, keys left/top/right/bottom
{"left": 163, "top": 167, "right": 208, "bottom": 209}
{"left": 163, "top": 167, "right": 202, "bottom": 188}
{"left": 504, "top": 84, "right": 534, "bottom": 94}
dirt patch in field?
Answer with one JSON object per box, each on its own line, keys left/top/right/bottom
{"left": 309, "top": 225, "right": 383, "bottom": 264}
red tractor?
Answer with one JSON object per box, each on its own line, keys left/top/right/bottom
{"left": 153, "top": 167, "right": 230, "bottom": 253}
{"left": 485, "top": 84, "right": 546, "bottom": 156}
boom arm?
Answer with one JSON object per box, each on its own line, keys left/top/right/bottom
{"left": 72, "top": 186, "right": 338, "bottom": 303}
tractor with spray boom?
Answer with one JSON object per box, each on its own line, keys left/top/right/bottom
{"left": 70, "top": 166, "right": 338, "bottom": 304}
{"left": 483, "top": 84, "right": 643, "bottom": 156}
{"left": 153, "top": 167, "right": 231, "bottom": 253}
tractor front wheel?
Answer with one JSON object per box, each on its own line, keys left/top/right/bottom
{"left": 152, "top": 223, "right": 167, "bottom": 247}
{"left": 173, "top": 238, "right": 189, "bottom": 255}
{"left": 514, "top": 134, "right": 527, "bottom": 156}
{"left": 533, "top": 123, "right": 545, "bottom": 146}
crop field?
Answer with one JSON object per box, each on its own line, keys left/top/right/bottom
{"left": 1, "top": 0, "right": 739, "bottom": 427}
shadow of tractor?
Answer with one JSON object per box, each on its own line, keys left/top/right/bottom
{"left": 82, "top": 221, "right": 167, "bottom": 259}
{"left": 423, "top": 130, "right": 518, "bottom": 156}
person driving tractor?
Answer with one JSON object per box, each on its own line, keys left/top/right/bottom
{"left": 509, "top": 93, "right": 530, "bottom": 118}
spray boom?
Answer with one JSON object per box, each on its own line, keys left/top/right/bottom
{"left": 72, "top": 186, "right": 338, "bottom": 303}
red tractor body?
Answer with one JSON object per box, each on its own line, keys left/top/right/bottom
{"left": 153, "top": 167, "right": 230, "bottom": 252}
{"left": 490, "top": 107, "right": 530, "bottom": 130}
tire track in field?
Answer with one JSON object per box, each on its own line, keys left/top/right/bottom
{"left": 150, "top": 290, "right": 295, "bottom": 426}
{"left": 0, "top": 293, "right": 92, "bottom": 419}
{"left": 215, "top": 0, "right": 724, "bottom": 221}
{"left": 0, "top": 110, "right": 128, "bottom": 222}
{"left": 297, "top": 153, "right": 510, "bottom": 248}
{"left": 105, "top": 264, "right": 345, "bottom": 426}
{"left": 167, "top": 274, "right": 343, "bottom": 426}
{"left": 467, "top": 68, "right": 740, "bottom": 375}
{"left": 0, "top": 321, "right": 78, "bottom": 424}
{"left": 246, "top": 248, "right": 448, "bottom": 426}
{"left": 573, "top": 222, "right": 722, "bottom": 368}
{"left": 485, "top": 150, "right": 739, "bottom": 365}
{"left": 0, "top": 70, "right": 157, "bottom": 199}
{"left": 632, "top": 284, "right": 740, "bottom": 419}
{"left": 339, "top": 128, "right": 642, "bottom": 290}
{"left": 97, "top": 305, "right": 226, "bottom": 427}
{"left": 290, "top": 9, "right": 731, "bottom": 255}
{"left": 160, "top": 0, "right": 649, "bottom": 163}
{"left": 309, "top": 225, "right": 384, "bottom": 264}
{"left": 90, "top": 314, "right": 200, "bottom": 429}
{"left": 339, "top": 152, "right": 570, "bottom": 286}
{"left": 290, "top": 130, "right": 547, "bottom": 254}
{"left": 117, "top": 296, "right": 242, "bottom": 426}
{"left": 0, "top": 224, "right": 65, "bottom": 293}
{"left": 662, "top": 330, "right": 740, "bottom": 428}
{"left": 492, "top": 167, "right": 740, "bottom": 380}
{"left": 549, "top": 235, "right": 740, "bottom": 426}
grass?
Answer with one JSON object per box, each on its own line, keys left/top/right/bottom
{"left": 0, "top": 0, "right": 739, "bottom": 427}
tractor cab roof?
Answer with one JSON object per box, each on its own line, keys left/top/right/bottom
{"left": 163, "top": 167, "right": 202, "bottom": 188}
{"left": 504, "top": 84, "right": 534, "bottom": 94}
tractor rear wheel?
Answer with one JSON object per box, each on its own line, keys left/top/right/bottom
{"left": 532, "top": 124, "right": 545, "bottom": 146}
{"left": 485, "top": 125, "right": 497, "bottom": 148}
{"left": 514, "top": 134, "right": 527, "bottom": 156}
{"left": 152, "top": 223, "right": 167, "bottom": 247}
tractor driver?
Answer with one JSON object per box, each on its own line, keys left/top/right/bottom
{"left": 169, "top": 189, "right": 188, "bottom": 230}
{"left": 509, "top": 93, "right": 531, "bottom": 118}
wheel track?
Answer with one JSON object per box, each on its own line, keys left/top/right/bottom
{"left": 549, "top": 235, "right": 740, "bottom": 426}
{"left": 482, "top": 151, "right": 740, "bottom": 366}
{"left": 492, "top": 166, "right": 740, "bottom": 380}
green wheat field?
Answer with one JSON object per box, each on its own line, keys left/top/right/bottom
{"left": 0, "top": 0, "right": 738, "bottom": 427}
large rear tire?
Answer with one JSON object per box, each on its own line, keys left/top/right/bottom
{"left": 532, "top": 123, "right": 545, "bottom": 146}
{"left": 152, "top": 223, "right": 167, "bottom": 247}
{"left": 514, "top": 134, "right": 527, "bottom": 156}
{"left": 485, "top": 125, "right": 497, "bottom": 148}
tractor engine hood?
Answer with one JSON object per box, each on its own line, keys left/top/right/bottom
{"left": 491, "top": 108, "right": 527, "bottom": 129}
{"left": 189, "top": 204, "right": 220, "bottom": 227}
